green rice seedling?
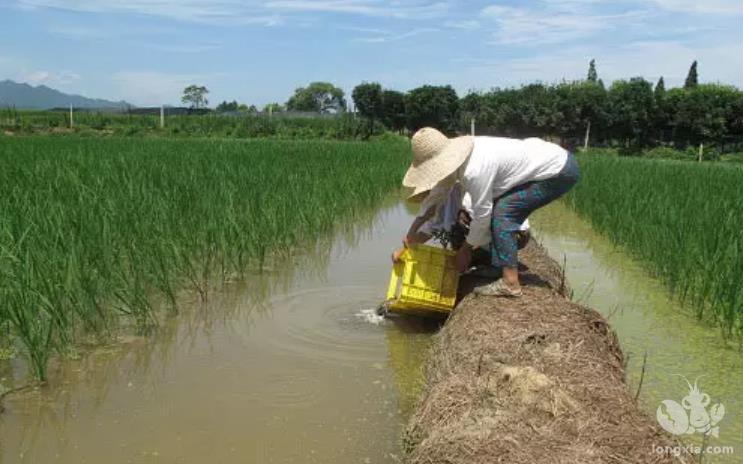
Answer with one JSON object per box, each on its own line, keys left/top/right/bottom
{"left": 568, "top": 154, "right": 743, "bottom": 341}
{"left": 0, "top": 136, "right": 409, "bottom": 380}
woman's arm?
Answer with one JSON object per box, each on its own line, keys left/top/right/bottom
{"left": 405, "top": 206, "right": 435, "bottom": 244}
{"left": 392, "top": 205, "right": 435, "bottom": 262}
{"left": 392, "top": 182, "right": 450, "bottom": 263}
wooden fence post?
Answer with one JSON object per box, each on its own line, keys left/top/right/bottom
{"left": 69, "top": 104, "right": 74, "bottom": 129}
{"left": 698, "top": 143, "right": 704, "bottom": 162}
{"left": 583, "top": 120, "right": 591, "bottom": 150}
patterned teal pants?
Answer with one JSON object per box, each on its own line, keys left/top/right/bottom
{"left": 491, "top": 153, "right": 580, "bottom": 267}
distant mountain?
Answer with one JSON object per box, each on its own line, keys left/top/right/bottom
{"left": 0, "top": 79, "right": 131, "bottom": 110}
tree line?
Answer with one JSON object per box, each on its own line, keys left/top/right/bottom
{"left": 206, "top": 83, "right": 348, "bottom": 115}
{"left": 353, "top": 60, "right": 743, "bottom": 150}
{"left": 183, "top": 60, "right": 743, "bottom": 150}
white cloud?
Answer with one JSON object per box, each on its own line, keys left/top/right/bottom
{"left": 341, "top": 26, "right": 392, "bottom": 35}
{"left": 21, "top": 70, "right": 81, "bottom": 86}
{"left": 16, "top": 0, "right": 282, "bottom": 26}
{"left": 444, "top": 19, "right": 480, "bottom": 30}
{"left": 603, "top": 40, "right": 743, "bottom": 86}
{"left": 480, "top": 4, "right": 647, "bottom": 46}
{"left": 151, "top": 43, "right": 224, "bottom": 53}
{"left": 0, "top": 59, "right": 83, "bottom": 89}
{"left": 351, "top": 27, "right": 438, "bottom": 43}
{"left": 453, "top": 39, "right": 743, "bottom": 90}
{"left": 264, "top": 0, "right": 448, "bottom": 19}
{"left": 15, "top": 0, "right": 448, "bottom": 24}
{"left": 49, "top": 26, "right": 110, "bottom": 40}
{"left": 651, "top": 0, "right": 743, "bottom": 15}
{"left": 112, "top": 71, "right": 223, "bottom": 106}
{"left": 22, "top": 70, "right": 51, "bottom": 83}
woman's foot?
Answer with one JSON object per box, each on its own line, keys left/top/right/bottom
{"left": 474, "top": 278, "right": 523, "bottom": 298}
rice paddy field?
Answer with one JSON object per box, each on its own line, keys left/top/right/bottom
{"left": 0, "top": 136, "right": 409, "bottom": 381}
{"left": 1, "top": 134, "right": 742, "bottom": 462}
{"left": 567, "top": 154, "right": 743, "bottom": 341}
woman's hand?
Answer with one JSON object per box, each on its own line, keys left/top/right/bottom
{"left": 455, "top": 244, "right": 472, "bottom": 273}
{"left": 392, "top": 235, "right": 414, "bottom": 263}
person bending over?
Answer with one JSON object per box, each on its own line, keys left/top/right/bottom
{"left": 396, "top": 127, "right": 579, "bottom": 298}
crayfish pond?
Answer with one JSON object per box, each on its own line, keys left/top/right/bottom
{"left": 2, "top": 199, "right": 741, "bottom": 463}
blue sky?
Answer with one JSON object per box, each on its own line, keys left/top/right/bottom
{"left": 1, "top": 0, "right": 742, "bottom": 107}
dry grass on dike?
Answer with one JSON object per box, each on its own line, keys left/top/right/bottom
{"left": 404, "top": 241, "right": 693, "bottom": 464}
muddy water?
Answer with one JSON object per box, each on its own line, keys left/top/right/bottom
{"left": 532, "top": 202, "right": 743, "bottom": 461}
{"left": 0, "top": 202, "right": 435, "bottom": 464}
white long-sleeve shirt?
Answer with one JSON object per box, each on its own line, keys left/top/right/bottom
{"left": 418, "top": 136, "right": 567, "bottom": 248}
{"left": 419, "top": 184, "right": 530, "bottom": 239}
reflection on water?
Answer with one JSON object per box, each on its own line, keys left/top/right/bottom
{"left": 532, "top": 201, "right": 743, "bottom": 462}
{"left": 384, "top": 316, "right": 440, "bottom": 420}
{"left": 0, "top": 200, "right": 436, "bottom": 464}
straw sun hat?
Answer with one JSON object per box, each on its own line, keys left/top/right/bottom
{"left": 403, "top": 127, "right": 474, "bottom": 201}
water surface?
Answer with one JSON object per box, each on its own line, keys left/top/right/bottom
{"left": 532, "top": 202, "right": 742, "bottom": 461}
{"left": 5, "top": 198, "right": 739, "bottom": 463}
{"left": 0, "top": 202, "right": 433, "bottom": 464}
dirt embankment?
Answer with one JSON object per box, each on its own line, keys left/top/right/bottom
{"left": 403, "top": 241, "right": 691, "bottom": 464}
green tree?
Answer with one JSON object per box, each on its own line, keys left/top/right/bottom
{"left": 684, "top": 60, "right": 699, "bottom": 89}
{"left": 587, "top": 59, "right": 598, "bottom": 83}
{"left": 729, "top": 92, "right": 743, "bottom": 138}
{"left": 554, "top": 80, "right": 607, "bottom": 142}
{"left": 263, "top": 102, "right": 284, "bottom": 113}
{"left": 380, "top": 90, "right": 406, "bottom": 133}
{"left": 653, "top": 77, "right": 669, "bottom": 142}
{"left": 655, "top": 76, "right": 666, "bottom": 97}
{"left": 459, "top": 92, "right": 487, "bottom": 134}
{"left": 286, "top": 82, "right": 346, "bottom": 113}
{"left": 478, "top": 87, "right": 522, "bottom": 136}
{"left": 404, "top": 85, "right": 459, "bottom": 134}
{"left": 668, "top": 84, "right": 734, "bottom": 147}
{"left": 215, "top": 100, "right": 239, "bottom": 113}
{"left": 515, "top": 83, "right": 558, "bottom": 136}
{"left": 352, "top": 82, "right": 383, "bottom": 137}
{"left": 607, "top": 78, "right": 655, "bottom": 148}
{"left": 182, "top": 85, "right": 209, "bottom": 109}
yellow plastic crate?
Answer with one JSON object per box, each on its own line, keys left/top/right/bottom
{"left": 385, "top": 244, "right": 459, "bottom": 315}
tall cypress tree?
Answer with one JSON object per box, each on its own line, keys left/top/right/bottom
{"left": 653, "top": 76, "right": 668, "bottom": 142}
{"left": 587, "top": 59, "right": 598, "bottom": 83}
{"left": 655, "top": 76, "right": 666, "bottom": 98}
{"left": 684, "top": 61, "right": 698, "bottom": 89}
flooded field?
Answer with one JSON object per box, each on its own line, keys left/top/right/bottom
{"left": 2, "top": 198, "right": 741, "bottom": 463}
{"left": 0, "top": 202, "right": 434, "bottom": 464}
{"left": 533, "top": 202, "right": 742, "bottom": 461}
